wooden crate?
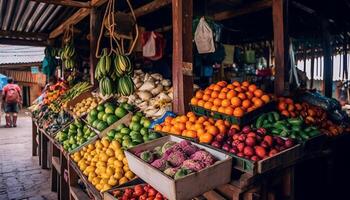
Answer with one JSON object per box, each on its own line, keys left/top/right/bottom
{"left": 103, "top": 180, "right": 145, "bottom": 200}
{"left": 191, "top": 101, "right": 275, "bottom": 126}
{"left": 125, "top": 136, "right": 232, "bottom": 200}
{"left": 98, "top": 112, "right": 133, "bottom": 138}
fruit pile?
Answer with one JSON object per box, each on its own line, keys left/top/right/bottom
{"left": 255, "top": 112, "right": 320, "bottom": 141}
{"left": 71, "top": 137, "right": 135, "bottom": 192}
{"left": 191, "top": 81, "right": 271, "bottom": 117}
{"left": 86, "top": 102, "right": 133, "bottom": 131}
{"left": 137, "top": 140, "right": 216, "bottom": 179}
{"left": 153, "top": 112, "right": 231, "bottom": 143}
{"left": 55, "top": 119, "right": 97, "bottom": 151}
{"left": 70, "top": 96, "right": 102, "bottom": 117}
{"left": 111, "top": 184, "right": 166, "bottom": 200}
{"left": 210, "top": 126, "right": 296, "bottom": 161}
{"left": 277, "top": 97, "right": 303, "bottom": 118}
{"left": 35, "top": 106, "right": 72, "bottom": 135}
{"left": 106, "top": 112, "right": 161, "bottom": 149}
{"left": 43, "top": 80, "right": 68, "bottom": 105}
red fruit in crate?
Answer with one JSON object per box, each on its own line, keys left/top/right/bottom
{"left": 232, "top": 134, "right": 240, "bottom": 140}
{"left": 229, "top": 147, "right": 238, "bottom": 154}
{"left": 237, "top": 152, "right": 244, "bottom": 157}
{"left": 112, "top": 190, "right": 122, "bottom": 196}
{"left": 242, "top": 126, "right": 251, "bottom": 134}
{"left": 226, "top": 137, "right": 233, "bottom": 145}
{"left": 245, "top": 136, "right": 256, "bottom": 147}
{"left": 251, "top": 155, "right": 259, "bottom": 161}
{"left": 156, "top": 193, "right": 163, "bottom": 198}
{"left": 257, "top": 127, "right": 267, "bottom": 135}
{"left": 255, "top": 146, "right": 267, "bottom": 158}
{"left": 211, "top": 141, "right": 222, "bottom": 149}
{"left": 284, "top": 138, "right": 295, "bottom": 148}
{"left": 269, "top": 149, "right": 279, "bottom": 156}
{"left": 130, "top": 198, "right": 137, "bottom": 200}
{"left": 247, "top": 132, "right": 257, "bottom": 138}
{"left": 228, "top": 128, "right": 237, "bottom": 136}
{"left": 238, "top": 134, "right": 246, "bottom": 142}
{"left": 243, "top": 146, "right": 254, "bottom": 156}
{"left": 222, "top": 143, "right": 231, "bottom": 152}
{"left": 215, "top": 134, "right": 225, "bottom": 142}
{"left": 139, "top": 194, "right": 148, "bottom": 200}
{"left": 263, "top": 135, "right": 273, "bottom": 146}
{"left": 260, "top": 141, "right": 270, "bottom": 150}
{"left": 144, "top": 185, "right": 150, "bottom": 192}
{"left": 146, "top": 197, "right": 155, "bottom": 200}
{"left": 134, "top": 185, "right": 145, "bottom": 196}
{"left": 232, "top": 140, "right": 241, "bottom": 147}
{"left": 274, "top": 136, "right": 285, "bottom": 146}
{"left": 279, "top": 146, "right": 286, "bottom": 151}
{"left": 237, "top": 142, "right": 245, "bottom": 152}
{"left": 148, "top": 188, "right": 157, "bottom": 196}
{"left": 125, "top": 188, "right": 133, "bottom": 196}
{"left": 256, "top": 135, "right": 263, "bottom": 143}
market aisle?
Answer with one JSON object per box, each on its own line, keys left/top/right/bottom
{"left": 0, "top": 113, "right": 56, "bottom": 200}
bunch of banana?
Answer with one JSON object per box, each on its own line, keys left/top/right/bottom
{"left": 114, "top": 55, "right": 133, "bottom": 76}
{"left": 99, "top": 77, "right": 113, "bottom": 96}
{"left": 95, "top": 49, "right": 111, "bottom": 80}
{"left": 61, "top": 42, "right": 76, "bottom": 69}
{"left": 118, "top": 75, "right": 134, "bottom": 96}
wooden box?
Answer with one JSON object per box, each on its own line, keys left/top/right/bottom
{"left": 125, "top": 136, "right": 232, "bottom": 200}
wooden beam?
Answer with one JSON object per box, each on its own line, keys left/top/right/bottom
{"left": 133, "top": 0, "right": 172, "bottom": 18}
{"left": 322, "top": 20, "right": 333, "bottom": 97}
{"left": 49, "top": 0, "right": 107, "bottom": 39}
{"left": 0, "top": 30, "right": 48, "bottom": 40}
{"left": 0, "top": 62, "right": 42, "bottom": 68}
{"left": 213, "top": 0, "right": 272, "bottom": 21}
{"left": 0, "top": 38, "right": 47, "bottom": 46}
{"left": 90, "top": 7, "right": 101, "bottom": 85}
{"left": 29, "top": 0, "right": 90, "bottom": 8}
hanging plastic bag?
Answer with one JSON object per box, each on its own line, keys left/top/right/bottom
{"left": 142, "top": 31, "right": 157, "bottom": 57}
{"left": 194, "top": 17, "right": 215, "bottom": 54}
{"left": 149, "top": 32, "right": 166, "bottom": 61}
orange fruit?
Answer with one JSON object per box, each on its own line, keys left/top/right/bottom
{"left": 253, "top": 98, "right": 264, "bottom": 107}
{"left": 242, "top": 81, "right": 250, "bottom": 87}
{"left": 234, "top": 87, "right": 243, "bottom": 93}
{"left": 242, "top": 100, "right": 252, "bottom": 109}
{"left": 203, "top": 121, "right": 211, "bottom": 126}
{"left": 253, "top": 89, "right": 263, "bottom": 98}
{"left": 224, "top": 107, "right": 234, "bottom": 115}
{"left": 154, "top": 125, "right": 162, "bottom": 131}
{"left": 241, "top": 86, "right": 248, "bottom": 92}
{"left": 197, "top": 116, "right": 207, "bottom": 123}
{"left": 224, "top": 120, "right": 231, "bottom": 127}
{"left": 232, "top": 81, "right": 240, "bottom": 87}
{"left": 207, "top": 126, "right": 219, "bottom": 136}
{"left": 204, "top": 89, "right": 213, "bottom": 95}
{"left": 208, "top": 98, "right": 215, "bottom": 103}
{"left": 217, "top": 81, "right": 228, "bottom": 87}
{"left": 226, "top": 90, "right": 237, "bottom": 99}
{"left": 278, "top": 101, "right": 287, "bottom": 111}
{"left": 233, "top": 107, "right": 244, "bottom": 117}
{"left": 176, "top": 123, "right": 186, "bottom": 131}
{"left": 221, "top": 99, "right": 231, "bottom": 107}
{"left": 162, "top": 125, "right": 171, "bottom": 132}
{"left": 197, "top": 100, "right": 205, "bottom": 107}
{"left": 218, "top": 92, "right": 227, "bottom": 100}
{"left": 199, "top": 133, "right": 213, "bottom": 143}
{"left": 188, "top": 116, "right": 197, "bottom": 123}
{"left": 204, "top": 102, "right": 213, "bottom": 110}
{"left": 221, "top": 87, "right": 229, "bottom": 93}
{"left": 208, "top": 118, "right": 215, "bottom": 124}
{"left": 231, "top": 97, "right": 242, "bottom": 107}
{"left": 195, "top": 90, "right": 204, "bottom": 99}
{"left": 247, "top": 107, "right": 256, "bottom": 112}
{"left": 248, "top": 84, "right": 257, "bottom": 92}
{"left": 215, "top": 119, "right": 225, "bottom": 126}
{"left": 213, "top": 98, "right": 222, "bottom": 106}
{"left": 237, "top": 93, "right": 247, "bottom": 100}
{"left": 190, "top": 97, "right": 198, "bottom": 105}
{"left": 227, "top": 84, "right": 234, "bottom": 90}
{"left": 185, "top": 121, "right": 193, "bottom": 129}
{"left": 165, "top": 116, "right": 173, "bottom": 124}
{"left": 217, "top": 124, "right": 227, "bottom": 134}
{"left": 197, "top": 129, "right": 205, "bottom": 137}
{"left": 211, "top": 105, "right": 219, "bottom": 112}
{"left": 194, "top": 123, "right": 204, "bottom": 130}
{"left": 211, "top": 91, "right": 219, "bottom": 98}
{"left": 187, "top": 112, "right": 195, "bottom": 118}
{"left": 261, "top": 95, "right": 270, "bottom": 103}
{"left": 245, "top": 91, "right": 254, "bottom": 99}
{"left": 202, "top": 94, "right": 210, "bottom": 101}
{"left": 208, "top": 84, "right": 216, "bottom": 90}
{"left": 179, "top": 116, "right": 188, "bottom": 123}
{"left": 213, "top": 85, "right": 222, "bottom": 91}
{"left": 218, "top": 106, "right": 226, "bottom": 113}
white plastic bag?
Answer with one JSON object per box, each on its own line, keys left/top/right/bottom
{"left": 143, "top": 31, "right": 156, "bottom": 57}
{"left": 194, "top": 17, "right": 215, "bottom": 54}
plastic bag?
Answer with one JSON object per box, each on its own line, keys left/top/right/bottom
{"left": 194, "top": 17, "right": 215, "bottom": 54}
{"left": 142, "top": 32, "right": 156, "bottom": 58}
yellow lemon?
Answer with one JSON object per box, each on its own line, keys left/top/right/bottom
{"left": 101, "top": 184, "right": 112, "bottom": 192}
{"left": 117, "top": 154, "right": 125, "bottom": 161}
{"left": 124, "top": 171, "right": 135, "bottom": 180}
{"left": 111, "top": 140, "right": 121, "bottom": 150}
{"left": 113, "top": 171, "right": 123, "bottom": 180}
{"left": 122, "top": 157, "right": 128, "bottom": 165}
{"left": 106, "top": 148, "right": 115, "bottom": 157}
{"left": 108, "top": 177, "right": 118, "bottom": 186}
{"left": 123, "top": 165, "right": 130, "bottom": 172}
{"left": 101, "top": 139, "right": 110, "bottom": 148}
{"left": 113, "top": 160, "right": 123, "bottom": 168}
{"left": 119, "top": 177, "right": 128, "bottom": 185}
{"left": 95, "top": 184, "right": 103, "bottom": 191}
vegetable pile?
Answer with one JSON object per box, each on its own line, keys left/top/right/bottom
{"left": 210, "top": 126, "right": 296, "bottom": 161}
{"left": 191, "top": 81, "right": 271, "bottom": 117}
{"left": 111, "top": 184, "right": 167, "bottom": 200}
{"left": 154, "top": 112, "right": 231, "bottom": 143}
{"left": 43, "top": 80, "right": 68, "bottom": 106}
{"left": 137, "top": 140, "right": 217, "bottom": 179}
{"left": 106, "top": 112, "right": 162, "bottom": 149}
{"left": 69, "top": 95, "right": 102, "bottom": 117}
{"left": 119, "top": 70, "right": 173, "bottom": 119}
{"left": 71, "top": 137, "right": 135, "bottom": 192}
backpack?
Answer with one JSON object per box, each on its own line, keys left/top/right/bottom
{"left": 5, "top": 86, "right": 19, "bottom": 104}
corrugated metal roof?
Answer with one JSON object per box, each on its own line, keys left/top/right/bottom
{"left": 0, "top": 44, "right": 45, "bottom": 65}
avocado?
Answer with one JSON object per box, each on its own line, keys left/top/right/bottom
{"left": 131, "top": 123, "right": 142, "bottom": 132}
{"left": 148, "top": 132, "right": 161, "bottom": 140}
{"left": 120, "top": 127, "right": 131, "bottom": 135}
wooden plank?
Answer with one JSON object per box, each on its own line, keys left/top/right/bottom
{"left": 0, "top": 38, "right": 47, "bottom": 46}
{"left": 272, "top": 0, "right": 287, "bottom": 96}
{"left": 52, "top": 156, "right": 61, "bottom": 175}
{"left": 134, "top": 0, "right": 172, "bottom": 17}
{"left": 32, "top": 120, "right": 38, "bottom": 156}
{"left": 0, "top": 30, "right": 48, "bottom": 40}
{"left": 70, "top": 186, "right": 90, "bottom": 200}
{"left": 29, "top": 0, "right": 90, "bottom": 8}
{"left": 213, "top": 0, "right": 272, "bottom": 21}
{"left": 40, "top": 132, "right": 49, "bottom": 169}
{"left": 203, "top": 190, "right": 226, "bottom": 200}
{"left": 89, "top": 7, "right": 99, "bottom": 85}
{"left": 60, "top": 155, "right": 70, "bottom": 200}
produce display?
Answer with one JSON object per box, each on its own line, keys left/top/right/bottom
{"left": 278, "top": 97, "right": 344, "bottom": 137}
{"left": 55, "top": 119, "right": 97, "bottom": 152}
{"left": 71, "top": 137, "right": 135, "bottom": 192}
{"left": 86, "top": 101, "right": 134, "bottom": 132}
{"left": 69, "top": 95, "right": 102, "bottom": 117}
{"left": 190, "top": 81, "right": 271, "bottom": 117}
{"left": 119, "top": 70, "right": 173, "bottom": 119}
{"left": 210, "top": 126, "right": 296, "bottom": 161}
{"left": 137, "top": 140, "right": 217, "bottom": 179}
{"left": 43, "top": 80, "right": 68, "bottom": 105}
{"left": 255, "top": 112, "right": 320, "bottom": 141}
{"left": 154, "top": 112, "right": 231, "bottom": 143}
{"left": 106, "top": 112, "right": 161, "bottom": 149}
{"left": 110, "top": 184, "right": 167, "bottom": 200}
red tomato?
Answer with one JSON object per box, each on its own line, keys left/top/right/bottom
{"left": 146, "top": 197, "right": 155, "bottom": 200}
{"left": 155, "top": 193, "right": 163, "bottom": 198}
{"left": 139, "top": 194, "right": 148, "bottom": 200}
{"left": 134, "top": 185, "right": 145, "bottom": 196}
{"left": 144, "top": 185, "right": 150, "bottom": 192}
{"left": 112, "top": 190, "right": 122, "bottom": 197}
{"left": 148, "top": 188, "right": 157, "bottom": 197}
{"left": 125, "top": 188, "right": 133, "bottom": 195}
{"left": 154, "top": 197, "right": 163, "bottom": 200}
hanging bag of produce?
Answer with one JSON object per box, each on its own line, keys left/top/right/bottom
{"left": 142, "top": 31, "right": 157, "bottom": 58}
{"left": 194, "top": 17, "right": 215, "bottom": 54}
{"left": 149, "top": 32, "right": 166, "bottom": 61}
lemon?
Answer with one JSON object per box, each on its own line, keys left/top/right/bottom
{"left": 115, "top": 149, "right": 124, "bottom": 157}
{"left": 83, "top": 170, "right": 89, "bottom": 176}
{"left": 113, "top": 171, "right": 123, "bottom": 180}
{"left": 113, "top": 160, "right": 123, "bottom": 168}
{"left": 106, "top": 148, "right": 115, "bottom": 157}
{"left": 122, "top": 157, "right": 128, "bottom": 165}
{"left": 119, "top": 177, "right": 128, "bottom": 185}
{"left": 100, "top": 178, "right": 109, "bottom": 185}
{"left": 101, "top": 172, "right": 110, "bottom": 179}
{"left": 96, "top": 161, "right": 106, "bottom": 168}
{"left": 101, "top": 139, "right": 110, "bottom": 148}
{"left": 90, "top": 162, "right": 96, "bottom": 167}
{"left": 99, "top": 153, "right": 109, "bottom": 162}
{"left": 87, "top": 155, "right": 93, "bottom": 162}
{"left": 123, "top": 165, "right": 130, "bottom": 172}
{"left": 117, "top": 154, "right": 125, "bottom": 161}
{"left": 110, "top": 140, "right": 121, "bottom": 150}
{"left": 85, "top": 166, "right": 95, "bottom": 173}
{"left": 80, "top": 163, "right": 87, "bottom": 171}
{"left": 125, "top": 171, "right": 135, "bottom": 180}
{"left": 107, "top": 157, "right": 116, "bottom": 165}
{"left": 88, "top": 144, "right": 95, "bottom": 150}
{"left": 95, "top": 141, "right": 103, "bottom": 149}
{"left": 108, "top": 177, "right": 118, "bottom": 186}
{"left": 95, "top": 184, "right": 103, "bottom": 191}
{"left": 101, "top": 184, "right": 112, "bottom": 192}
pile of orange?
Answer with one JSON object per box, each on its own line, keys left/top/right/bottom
{"left": 153, "top": 112, "right": 231, "bottom": 143}
{"left": 190, "top": 81, "right": 271, "bottom": 117}
{"left": 277, "top": 97, "right": 302, "bottom": 118}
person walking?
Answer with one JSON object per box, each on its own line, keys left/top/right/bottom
{"left": 2, "top": 77, "right": 22, "bottom": 127}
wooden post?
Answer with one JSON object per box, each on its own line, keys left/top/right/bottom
{"left": 172, "top": 0, "right": 193, "bottom": 114}
{"left": 89, "top": 7, "right": 99, "bottom": 85}
{"left": 272, "top": 0, "right": 289, "bottom": 96}
{"left": 310, "top": 46, "right": 315, "bottom": 89}
{"left": 322, "top": 20, "right": 333, "bottom": 97}
{"left": 32, "top": 120, "right": 38, "bottom": 156}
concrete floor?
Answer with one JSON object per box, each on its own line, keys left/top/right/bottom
{"left": 0, "top": 112, "right": 56, "bottom": 200}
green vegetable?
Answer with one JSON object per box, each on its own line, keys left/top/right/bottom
{"left": 174, "top": 168, "right": 192, "bottom": 180}
{"left": 287, "top": 118, "right": 303, "bottom": 127}
{"left": 140, "top": 150, "right": 154, "bottom": 163}
{"left": 272, "top": 111, "right": 280, "bottom": 121}
{"left": 256, "top": 114, "right": 266, "bottom": 128}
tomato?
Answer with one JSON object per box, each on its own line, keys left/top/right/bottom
{"left": 144, "top": 185, "right": 150, "bottom": 192}
{"left": 125, "top": 188, "right": 133, "bottom": 194}
{"left": 146, "top": 197, "right": 155, "bottom": 200}
{"left": 112, "top": 190, "right": 122, "bottom": 197}
{"left": 155, "top": 193, "right": 163, "bottom": 198}
{"left": 148, "top": 188, "right": 157, "bottom": 197}
{"left": 139, "top": 194, "right": 148, "bottom": 200}
{"left": 134, "top": 185, "right": 145, "bottom": 196}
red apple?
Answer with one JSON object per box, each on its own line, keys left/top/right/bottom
{"left": 255, "top": 146, "right": 267, "bottom": 158}
{"left": 211, "top": 141, "right": 221, "bottom": 149}
{"left": 269, "top": 149, "right": 278, "bottom": 156}
{"left": 238, "top": 134, "right": 246, "bottom": 142}
{"left": 232, "top": 140, "right": 241, "bottom": 147}
{"left": 215, "top": 134, "right": 225, "bottom": 142}
{"left": 242, "top": 126, "right": 251, "bottom": 134}
{"left": 232, "top": 134, "right": 240, "bottom": 140}
{"left": 257, "top": 127, "right": 267, "bottom": 135}
{"left": 228, "top": 128, "right": 237, "bottom": 136}
{"left": 222, "top": 144, "right": 231, "bottom": 152}
{"left": 247, "top": 132, "right": 257, "bottom": 138}
{"left": 237, "top": 142, "right": 245, "bottom": 152}
{"left": 256, "top": 135, "right": 263, "bottom": 143}
{"left": 260, "top": 141, "right": 270, "bottom": 149}
{"left": 229, "top": 147, "right": 238, "bottom": 154}
{"left": 263, "top": 135, "right": 273, "bottom": 146}
{"left": 251, "top": 155, "right": 260, "bottom": 161}
{"left": 284, "top": 139, "right": 295, "bottom": 148}
{"left": 237, "top": 152, "right": 244, "bottom": 157}
{"left": 243, "top": 146, "right": 254, "bottom": 156}
{"left": 245, "top": 136, "right": 256, "bottom": 147}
